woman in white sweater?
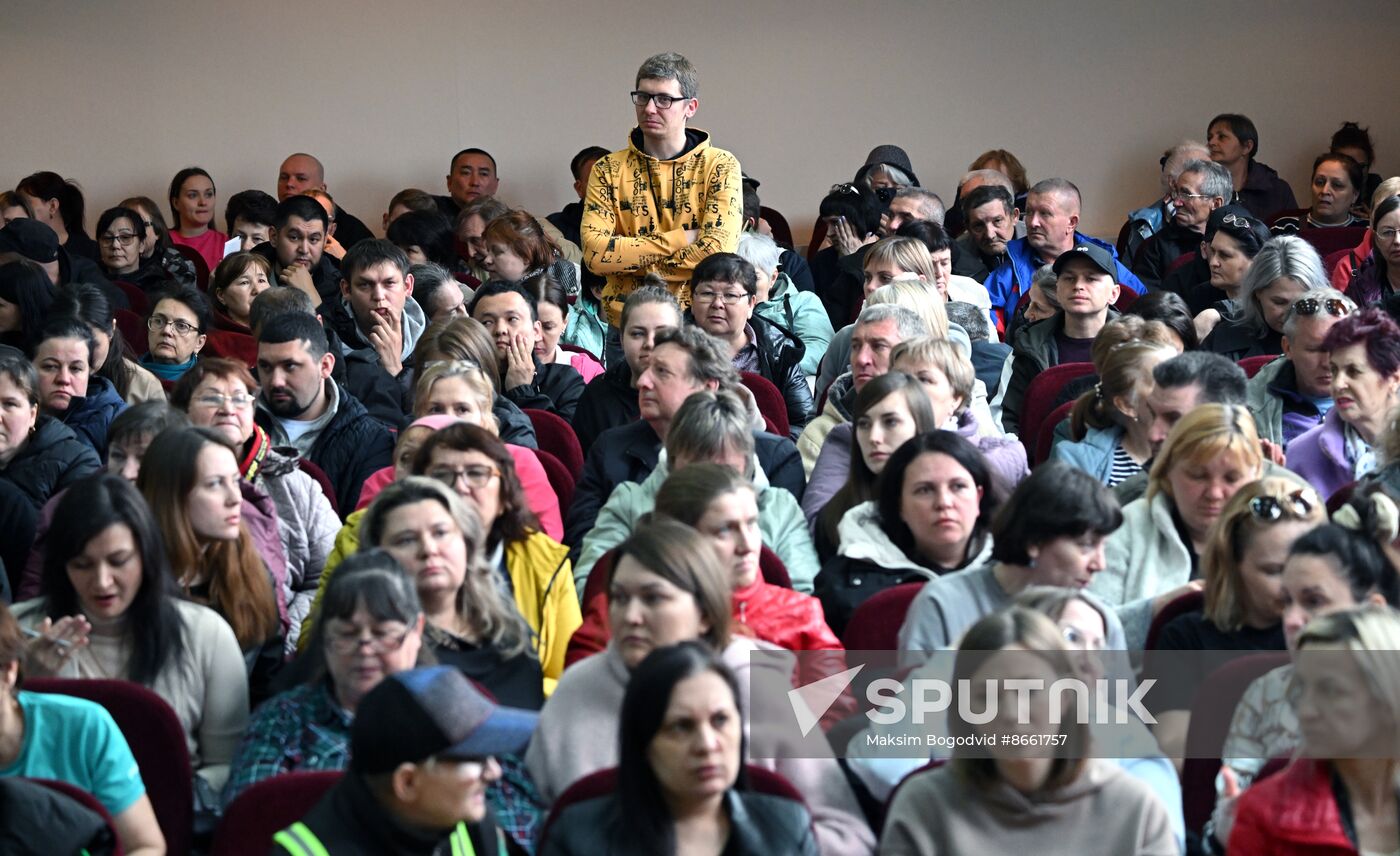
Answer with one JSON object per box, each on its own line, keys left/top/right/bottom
{"left": 526, "top": 519, "right": 875, "bottom": 856}
{"left": 16, "top": 474, "right": 249, "bottom": 795}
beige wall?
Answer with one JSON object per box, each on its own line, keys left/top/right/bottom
{"left": 7, "top": 0, "right": 1398, "bottom": 246}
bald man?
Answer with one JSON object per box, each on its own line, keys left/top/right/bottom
{"left": 276, "top": 153, "right": 374, "bottom": 249}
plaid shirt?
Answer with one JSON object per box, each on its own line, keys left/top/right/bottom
{"left": 223, "top": 679, "right": 545, "bottom": 852}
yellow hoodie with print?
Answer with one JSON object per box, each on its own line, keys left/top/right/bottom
{"left": 581, "top": 127, "right": 743, "bottom": 327}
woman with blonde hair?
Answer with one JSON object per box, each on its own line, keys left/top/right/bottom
{"left": 1148, "top": 478, "right": 1324, "bottom": 762}
{"left": 1090, "top": 404, "right": 1266, "bottom": 647}
{"left": 1052, "top": 340, "right": 1179, "bottom": 486}
{"left": 1229, "top": 606, "right": 1400, "bottom": 854}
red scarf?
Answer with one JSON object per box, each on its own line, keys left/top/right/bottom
{"left": 240, "top": 424, "right": 271, "bottom": 482}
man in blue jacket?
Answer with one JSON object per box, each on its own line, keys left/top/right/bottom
{"left": 983, "top": 178, "right": 1144, "bottom": 331}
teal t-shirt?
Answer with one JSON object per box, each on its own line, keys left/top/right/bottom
{"left": 0, "top": 690, "right": 145, "bottom": 815}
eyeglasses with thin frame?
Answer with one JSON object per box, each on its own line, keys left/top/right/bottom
{"left": 147, "top": 315, "right": 200, "bottom": 336}
{"left": 429, "top": 465, "right": 500, "bottom": 489}
{"left": 692, "top": 288, "right": 751, "bottom": 306}
{"left": 1171, "top": 190, "right": 1213, "bottom": 203}
{"left": 1377, "top": 227, "right": 1400, "bottom": 243}
{"left": 1221, "top": 213, "right": 1259, "bottom": 230}
{"left": 99, "top": 232, "right": 138, "bottom": 247}
{"left": 194, "top": 392, "right": 255, "bottom": 409}
{"left": 630, "top": 91, "right": 685, "bottom": 109}
{"left": 325, "top": 623, "right": 416, "bottom": 656}
{"left": 1249, "top": 489, "right": 1317, "bottom": 522}
{"left": 1289, "top": 297, "right": 1353, "bottom": 320}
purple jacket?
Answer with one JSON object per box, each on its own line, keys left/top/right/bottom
{"left": 799, "top": 409, "right": 1029, "bottom": 528}
{"left": 1285, "top": 408, "right": 1355, "bottom": 501}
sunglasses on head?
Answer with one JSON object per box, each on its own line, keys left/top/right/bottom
{"left": 1250, "top": 489, "right": 1316, "bottom": 522}
{"left": 1291, "top": 297, "right": 1353, "bottom": 319}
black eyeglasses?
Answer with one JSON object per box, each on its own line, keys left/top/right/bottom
{"left": 1291, "top": 297, "right": 1353, "bottom": 319}
{"left": 1250, "top": 489, "right": 1317, "bottom": 522}
{"left": 630, "top": 91, "right": 685, "bottom": 109}
{"left": 829, "top": 183, "right": 860, "bottom": 196}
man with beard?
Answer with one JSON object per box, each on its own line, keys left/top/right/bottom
{"left": 253, "top": 311, "right": 393, "bottom": 513}
{"left": 252, "top": 195, "right": 342, "bottom": 306}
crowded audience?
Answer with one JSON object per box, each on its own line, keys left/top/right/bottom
{"left": 6, "top": 46, "right": 1400, "bottom": 856}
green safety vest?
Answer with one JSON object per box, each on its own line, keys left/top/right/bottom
{"left": 273, "top": 819, "right": 501, "bottom": 856}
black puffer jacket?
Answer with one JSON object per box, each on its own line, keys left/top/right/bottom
{"left": 256, "top": 385, "right": 395, "bottom": 515}
{"left": 0, "top": 415, "right": 101, "bottom": 511}
{"left": 501, "top": 356, "right": 584, "bottom": 422}
{"left": 250, "top": 241, "right": 343, "bottom": 305}
{"left": 750, "top": 313, "right": 813, "bottom": 439}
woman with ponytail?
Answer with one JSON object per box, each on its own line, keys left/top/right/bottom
{"left": 16, "top": 171, "right": 96, "bottom": 261}
{"left": 1051, "top": 339, "right": 1178, "bottom": 486}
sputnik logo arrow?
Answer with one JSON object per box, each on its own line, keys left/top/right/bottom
{"left": 787, "top": 664, "right": 864, "bottom": 736}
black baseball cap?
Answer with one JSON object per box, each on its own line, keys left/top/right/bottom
{"left": 1052, "top": 242, "right": 1117, "bottom": 278}
{"left": 0, "top": 219, "right": 60, "bottom": 264}
{"left": 350, "top": 666, "right": 538, "bottom": 774}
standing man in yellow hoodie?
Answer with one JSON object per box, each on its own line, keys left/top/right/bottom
{"left": 582, "top": 52, "right": 743, "bottom": 329}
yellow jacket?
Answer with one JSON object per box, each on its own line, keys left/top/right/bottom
{"left": 302, "top": 512, "right": 580, "bottom": 696}
{"left": 581, "top": 128, "right": 743, "bottom": 326}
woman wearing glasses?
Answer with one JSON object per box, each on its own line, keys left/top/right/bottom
{"left": 94, "top": 206, "right": 176, "bottom": 294}
{"left": 1345, "top": 194, "right": 1400, "bottom": 306}
{"left": 139, "top": 283, "right": 210, "bottom": 386}
{"left": 1287, "top": 307, "right": 1400, "bottom": 499}
{"left": 117, "top": 195, "right": 199, "bottom": 290}
{"left": 410, "top": 424, "right": 578, "bottom": 694}
{"left": 222, "top": 550, "right": 427, "bottom": 806}
{"left": 1201, "top": 234, "right": 1329, "bottom": 360}
{"left": 171, "top": 358, "right": 339, "bottom": 651}
{"left": 1270, "top": 153, "right": 1369, "bottom": 236}
{"left": 1146, "top": 479, "right": 1325, "bottom": 762}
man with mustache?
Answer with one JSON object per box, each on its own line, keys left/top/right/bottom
{"left": 253, "top": 311, "right": 394, "bottom": 513}
{"left": 251, "top": 195, "right": 342, "bottom": 306}
{"left": 983, "top": 178, "right": 1144, "bottom": 333}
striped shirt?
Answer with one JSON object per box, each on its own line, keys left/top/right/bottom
{"left": 1108, "top": 443, "right": 1145, "bottom": 487}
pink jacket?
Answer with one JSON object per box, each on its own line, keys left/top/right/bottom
{"left": 353, "top": 444, "right": 563, "bottom": 541}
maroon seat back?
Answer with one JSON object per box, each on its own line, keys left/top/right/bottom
{"left": 1017, "top": 362, "right": 1095, "bottom": 457}
{"left": 841, "top": 581, "right": 924, "bottom": 650}
{"left": 739, "top": 371, "right": 790, "bottom": 438}
{"left": 1296, "top": 226, "right": 1369, "bottom": 260}
{"left": 1145, "top": 589, "right": 1205, "bottom": 651}
{"left": 534, "top": 448, "right": 575, "bottom": 519}
{"left": 116, "top": 309, "right": 148, "bottom": 356}
{"left": 1265, "top": 207, "right": 1308, "bottom": 228}
{"left": 1033, "top": 399, "right": 1076, "bottom": 467}
{"left": 1237, "top": 354, "right": 1277, "bottom": 379}
{"left": 1180, "top": 652, "right": 1291, "bottom": 835}
{"left": 211, "top": 771, "right": 342, "bottom": 856}
{"left": 1113, "top": 289, "right": 1138, "bottom": 311}
{"left": 1163, "top": 250, "right": 1198, "bottom": 278}
{"left": 760, "top": 206, "right": 795, "bottom": 250}
{"left": 113, "top": 280, "right": 150, "bottom": 315}
{"left": 296, "top": 458, "right": 340, "bottom": 518}
{"left": 204, "top": 329, "right": 257, "bottom": 368}
{"left": 26, "top": 678, "right": 193, "bottom": 856}
{"left": 29, "top": 778, "right": 124, "bottom": 856}
{"left": 580, "top": 548, "right": 617, "bottom": 609}
{"left": 758, "top": 545, "right": 792, "bottom": 588}
{"left": 522, "top": 408, "right": 584, "bottom": 480}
